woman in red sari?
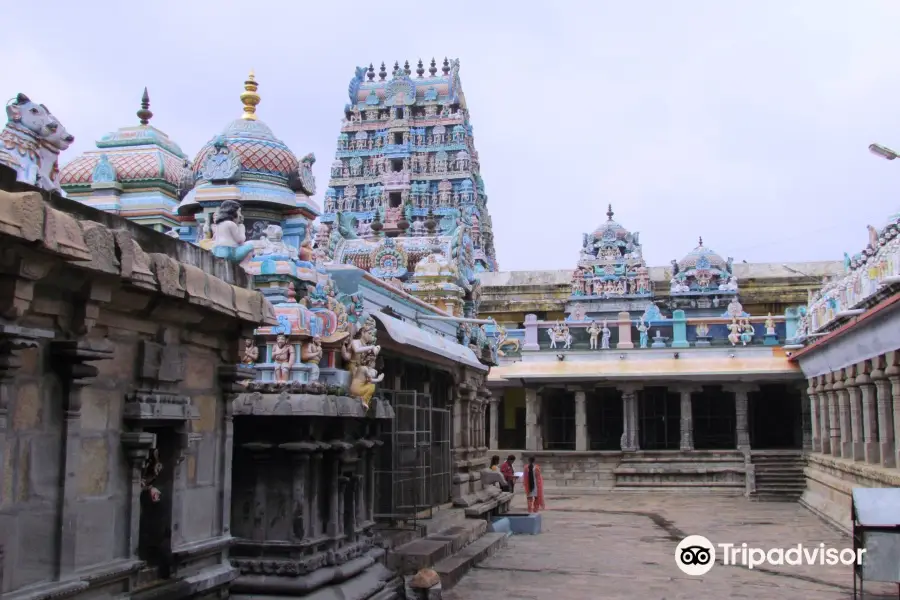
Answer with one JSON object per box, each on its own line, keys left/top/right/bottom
{"left": 522, "top": 456, "right": 545, "bottom": 513}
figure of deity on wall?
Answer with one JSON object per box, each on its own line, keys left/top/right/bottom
{"left": 211, "top": 200, "right": 255, "bottom": 263}
{"left": 587, "top": 320, "right": 601, "bottom": 350}
{"left": 765, "top": 313, "right": 776, "bottom": 336}
{"left": 637, "top": 318, "right": 649, "bottom": 349}
{"left": 547, "top": 321, "right": 572, "bottom": 350}
{"left": 272, "top": 334, "right": 295, "bottom": 382}
{"left": 241, "top": 338, "right": 259, "bottom": 366}
{"left": 342, "top": 316, "right": 382, "bottom": 408}
{"left": 601, "top": 320, "right": 611, "bottom": 349}
{"left": 727, "top": 319, "right": 742, "bottom": 347}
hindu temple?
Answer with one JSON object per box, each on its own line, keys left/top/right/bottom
{"left": 0, "top": 64, "right": 508, "bottom": 600}
{"left": 478, "top": 204, "right": 840, "bottom": 498}
{"left": 1, "top": 51, "right": 898, "bottom": 600}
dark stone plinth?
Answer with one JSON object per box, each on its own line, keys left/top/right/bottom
{"left": 232, "top": 393, "right": 394, "bottom": 419}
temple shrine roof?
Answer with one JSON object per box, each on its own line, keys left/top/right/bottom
{"left": 191, "top": 72, "right": 299, "bottom": 187}
{"left": 60, "top": 89, "right": 192, "bottom": 196}
{"left": 677, "top": 237, "right": 729, "bottom": 271}
{"left": 591, "top": 205, "right": 632, "bottom": 242}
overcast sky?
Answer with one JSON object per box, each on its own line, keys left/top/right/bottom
{"left": 4, "top": 1, "right": 900, "bottom": 271}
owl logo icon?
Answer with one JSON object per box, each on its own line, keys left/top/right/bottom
{"left": 675, "top": 535, "right": 716, "bottom": 575}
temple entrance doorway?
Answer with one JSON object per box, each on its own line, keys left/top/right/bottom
{"left": 692, "top": 386, "right": 736, "bottom": 450}
{"left": 586, "top": 388, "right": 624, "bottom": 450}
{"left": 498, "top": 388, "right": 525, "bottom": 449}
{"left": 639, "top": 387, "right": 680, "bottom": 450}
{"left": 749, "top": 384, "right": 802, "bottom": 449}
{"left": 543, "top": 389, "right": 575, "bottom": 450}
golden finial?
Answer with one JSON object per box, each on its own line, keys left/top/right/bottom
{"left": 240, "top": 70, "right": 260, "bottom": 120}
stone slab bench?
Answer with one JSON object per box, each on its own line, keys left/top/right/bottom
{"left": 463, "top": 491, "right": 513, "bottom": 518}
{"left": 433, "top": 532, "right": 508, "bottom": 589}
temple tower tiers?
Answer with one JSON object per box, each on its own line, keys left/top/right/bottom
{"left": 60, "top": 88, "right": 194, "bottom": 231}
{"left": 322, "top": 58, "right": 499, "bottom": 273}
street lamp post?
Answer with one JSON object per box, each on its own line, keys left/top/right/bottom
{"left": 869, "top": 143, "right": 899, "bottom": 160}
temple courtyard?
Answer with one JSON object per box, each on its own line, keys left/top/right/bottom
{"left": 444, "top": 493, "right": 897, "bottom": 599}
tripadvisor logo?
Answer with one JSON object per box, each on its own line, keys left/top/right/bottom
{"left": 675, "top": 535, "right": 866, "bottom": 575}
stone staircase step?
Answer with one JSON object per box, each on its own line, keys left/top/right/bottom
{"left": 433, "top": 532, "right": 509, "bottom": 589}
{"left": 388, "top": 538, "right": 455, "bottom": 574}
{"left": 426, "top": 519, "right": 487, "bottom": 554}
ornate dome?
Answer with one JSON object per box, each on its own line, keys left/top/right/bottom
{"left": 191, "top": 72, "right": 299, "bottom": 187}
{"left": 677, "top": 237, "right": 728, "bottom": 270}
{"left": 60, "top": 88, "right": 191, "bottom": 195}
{"left": 591, "top": 205, "right": 631, "bottom": 241}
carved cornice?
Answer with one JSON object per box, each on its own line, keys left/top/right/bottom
{"left": 124, "top": 389, "right": 199, "bottom": 422}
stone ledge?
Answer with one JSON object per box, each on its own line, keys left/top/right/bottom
{"left": 232, "top": 392, "right": 395, "bottom": 419}
{"left": 0, "top": 187, "right": 274, "bottom": 326}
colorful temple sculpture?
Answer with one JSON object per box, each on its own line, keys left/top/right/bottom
{"left": 789, "top": 210, "right": 900, "bottom": 532}
{"left": 477, "top": 205, "right": 833, "bottom": 499}
{"left": 0, "top": 93, "right": 75, "bottom": 195}
{"left": 25, "top": 68, "right": 506, "bottom": 599}
{"left": 58, "top": 89, "right": 193, "bottom": 231}
{"left": 318, "top": 58, "right": 498, "bottom": 326}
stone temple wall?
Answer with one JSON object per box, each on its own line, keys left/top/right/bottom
{"left": 0, "top": 166, "right": 271, "bottom": 599}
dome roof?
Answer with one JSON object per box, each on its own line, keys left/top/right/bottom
{"left": 677, "top": 237, "right": 728, "bottom": 270}
{"left": 591, "top": 205, "right": 630, "bottom": 242}
{"left": 190, "top": 72, "right": 299, "bottom": 187}
{"left": 60, "top": 88, "right": 191, "bottom": 193}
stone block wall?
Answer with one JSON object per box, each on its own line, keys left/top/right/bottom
{"left": 0, "top": 177, "right": 272, "bottom": 599}
{"left": 522, "top": 451, "right": 620, "bottom": 489}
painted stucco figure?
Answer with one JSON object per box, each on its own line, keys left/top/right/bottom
{"left": 272, "top": 334, "right": 295, "bottom": 382}
{"left": 211, "top": 200, "right": 255, "bottom": 262}
{"left": 342, "top": 316, "right": 382, "bottom": 407}
{"left": 241, "top": 338, "right": 259, "bottom": 366}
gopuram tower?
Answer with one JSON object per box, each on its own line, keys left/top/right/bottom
{"left": 320, "top": 59, "right": 499, "bottom": 274}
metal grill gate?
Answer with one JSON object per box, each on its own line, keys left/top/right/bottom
{"left": 375, "top": 390, "right": 451, "bottom": 520}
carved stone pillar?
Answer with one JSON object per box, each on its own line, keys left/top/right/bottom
{"left": 51, "top": 338, "right": 114, "bottom": 576}
{"left": 280, "top": 442, "right": 316, "bottom": 540}
{"left": 328, "top": 441, "right": 352, "bottom": 539}
{"left": 814, "top": 375, "right": 830, "bottom": 455}
{"left": 834, "top": 370, "right": 852, "bottom": 458}
{"left": 574, "top": 390, "right": 587, "bottom": 451}
{"left": 871, "top": 355, "right": 895, "bottom": 469}
{"left": 619, "top": 386, "right": 640, "bottom": 451}
{"left": 807, "top": 378, "right": 820, "bottom": 453}
{"left": 887, "top": 351, "right": 900, "bottom": 469}
{"left": 242, "top": 442, "right": 274, "bottom": 541}
{"left": 677, "top": 386, "right": 699, "bottom": 452}
{"left": 525, "top": 388, "right": 540, "bottom": 451}
{"left": 799, "top": 383, "right": 812, "bottom": 452}
{"left": 355, "top": 438, "right": 375, "bottom": 528}
{"left": 0, "top": 325, "right": 52, "bottom": 432}
{"left": 845, "top": 365, "right": 865, "bottom": 461}
{"left": 856, "top": 361, "right": 880, "bottom": 464}
{"left": 824, "top": 373, "right": 840, "bottom": 457}
{"left": 489, "top": 396, "right": 500, "bottom": 450}
{"left": 0, "top": 325, "right": 53, "bottom": 511}
{"left": 219, "top": 365, "right": 255, "bottom": 536}
{"left": 121, "top": 431, "right": 156, "bottom": 558}
{"left": 310, "top": 449, "right": 325, "bottom": 538}
{"left": 367, "top": 439, "right": 382, "bottom": 523}
{"left": 724, "top": 384, "right": 756, "bottom": 451}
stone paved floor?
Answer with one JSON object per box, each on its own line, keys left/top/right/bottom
{"left": 444, "top": 493, "right": 898, "bottom": 600}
